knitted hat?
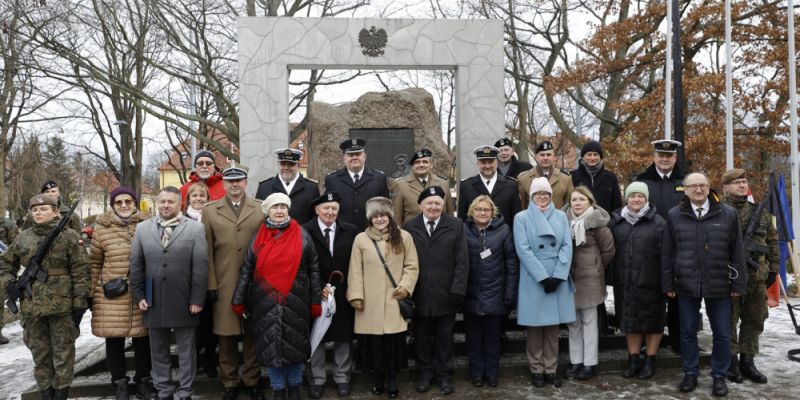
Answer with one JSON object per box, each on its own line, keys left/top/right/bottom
{"left": 261, "top": 193, "right": 291, "bottom": 215}
{"left": 625, "top": 181, "right": 649, "bottom": 200}
{"left": 194, "top": 150, "right": 215, "bottom": 166}
{"left": 581, "top": 140, "right": 604, "bottom": 158}
{"left": 529, "top": 177, "right": 553, "bottom": 198}
{"left": 721, "top": 168, "right": 746, "bottom": 185}
{"left": 110, "top": 186, "right": 137, "bottom": 207}
{"left": 366, "top": 197, "right": 394, "bottom": 220}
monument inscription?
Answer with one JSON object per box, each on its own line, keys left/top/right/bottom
{"left": 349, "top": 128, "right": 414, "bottom": 178}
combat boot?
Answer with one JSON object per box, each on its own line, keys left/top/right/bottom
{"left": 114, "top": 378, "right": 130, "bottom": 400}
{"left": 727, "top": 354, "right": 744, "bottom": 383}
{"left": 739, "top": 354, "right": 768, "bottom": 383}
{"left": 40, "top": 386, "right": 54, "bottom": 400}
{"left": 52, "top": 387, "right": 69, "bottom": 400}
{"left": 0, "top": 329, "right": 9, "bottom": 345}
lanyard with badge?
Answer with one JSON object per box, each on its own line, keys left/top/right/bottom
{"left": 479, "top": 229, "right": 492, "bottom": 260}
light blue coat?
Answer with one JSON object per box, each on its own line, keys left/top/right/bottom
{"left": 514, "top": 202, "right": 576, "bottom": 327}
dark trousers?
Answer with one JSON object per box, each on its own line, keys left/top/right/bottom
{"left": 667, "top": 297, "right": 682, "bottom": 353}
{"left": 106, "top": 336, "right": 152, "bottom": 382}
{"left": 414, "top": 313, "right": 455, "bottom": 381}
{"left": 362, "top": 333, "right": 405, "bottom": 391}
{"left": 677, "top": 296, "right": 731, "bottom": 378}
{"left": 196, "top": 299, "right": 218, "bottom": 358}
{"left": 464, "top": 314, "right": 502, "bottom": 381}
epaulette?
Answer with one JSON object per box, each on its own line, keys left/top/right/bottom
{"left": 461, "top": 176, "right": 473, "bottom": 183}
{"left": 505, "top": 175, "right": 518, "bottom": 182}
{"left": 259, "top": 176, "right": 277, "bottom": 184}
{"left": 304, "top": 177, "right": 319, "bottom": 184}
{"left": 434, "top": 174, "right": 448, "bottom": 181}
{"left": 560, "top": 168, "right": 572, "bottom": 176}
{"left": 374, "top": 169, "right": 385, "bottom": 175}
{"left": 327, "top": 170, "right": 338, "bottom": 175}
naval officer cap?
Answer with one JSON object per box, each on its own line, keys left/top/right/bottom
{"left": 221, "top": 162, "right": 248, "bottom": 180}
{"left": 473, "top": 145, "right": 499, "bottom": 160}
{"left": 410, "top": 148, "right": 433, "bottom": 164}
{"left": 275, "top": 148, "right": 303, "bottom": 163}
{"left": 312, "top": 191, "right": 342, "bottom": 208}
{"left": 339, "top": 138, "right": 367, "bottom": 154}
{"left": 417, "top": 186, "right": 446, "bottom": 204}
{"left": 651, "top": 139, "right": 682, "bottom": 153}
{"left": 494, "top": 138, "right": 514, "bottom": 148}
{"left": 534, "top": 140, "right": 554, "bottom": 154}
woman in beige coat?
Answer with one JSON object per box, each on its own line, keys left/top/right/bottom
{"left": 89, "top": 187, "right": 155, "bottom": 400}
{"left": 347, "top": 197, "right": 418, "bottom": 398}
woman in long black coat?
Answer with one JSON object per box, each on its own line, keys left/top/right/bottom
{"left": 463, "top": 195, "right": 519, "bottom": 388}
{"left": 232, "top": 193, "right": 322, "bottom": 400}
{"left": 608, "top": 182, "right": 666, "bottom": 380}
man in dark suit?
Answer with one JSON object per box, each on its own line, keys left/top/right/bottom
{"left": 405, "top": 186, "right": 469, "bottom": 396}
{"left": 457, "top": 146, "right": 521, "bottom": 230}
{"left": 495, "top": 138, "right": 532, "bottom": 178}
{"left": 255, "top": 148, "right": 319, "bottom": 224}
{"left": 324, "top": 138, "right": 390, "bottom": 230}
{"left": 302, "top": 192, "right": 359, "bottom": 399}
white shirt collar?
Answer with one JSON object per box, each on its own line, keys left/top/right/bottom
{"left": 423, "top": 215, "right": 441, "bottom": 230}
{"left": 693, "top": 199, "right": 710, "bottom": 215}
{"left": 348, "top": 168, "right": 365, "bottom": 180}
{"left": 481, "top": 173, "right": 498, "bottom": 192}
{"left": 282, "top": 173, "right": 300, "bottom": 193}
{"left": 318, "top": 218, "right": 336, "bottom": 232}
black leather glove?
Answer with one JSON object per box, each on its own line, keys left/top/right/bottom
{"left": 766, "top": 272, "right": 777, "bottom": 288}
{"left": 208, "top": 289, "right": 219, "bottom": 302}
{"left": 541, "top": 278, "right": 564, "bottom": 293}
{"left": 449, "top": 293, "right": 465, "bottom": 309}
{"left": 5, "top": 280, "right": 20, "bottom": 299}
{"left": 71, "top": 308, "right": 87, "bottom": 328}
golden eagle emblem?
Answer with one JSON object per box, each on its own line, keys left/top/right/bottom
{"left": 359, "top": 26, "right": 388, "bottom": 57}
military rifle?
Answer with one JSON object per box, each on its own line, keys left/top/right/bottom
{"left": 5, "top": 200, "right": 80, "bottom": 314}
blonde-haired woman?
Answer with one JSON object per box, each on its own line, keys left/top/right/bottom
{"left": 348, "top": 197, "right": 419, "bottom": 398}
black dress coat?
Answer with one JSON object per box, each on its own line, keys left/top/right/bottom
{"left": 404, "top": 214, "right": 469, "bottom": 317}
{"left": 324, "top": 168, "right": 390, "bottom": 230}
{"left": 499, "top": 157, "right": 532, "bottom": 178}
{"left": 231, "top": 225, "right": 322, "bottom": 367}
{"left": 255, "top": 174, "right": 320, "bottom": 225}
{"left": 635, "top": 164, "right": 686, "bottom": 221}
{"left": 609, "top": 205, "right": 667, "bottom": 333}
{"left": 572, "top": 161, "right": 623, "bottom": 214}
{"left": 302, "top": 218, "right": 358, "bottom": 343}
{"left": 457, "top": 175, "right": 521, "bottom": 231}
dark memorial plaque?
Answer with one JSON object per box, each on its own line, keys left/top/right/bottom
{"left": 349, "top": 128, "right": 415, "bottom": 178}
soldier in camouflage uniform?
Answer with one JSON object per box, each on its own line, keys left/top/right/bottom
{"left": 0, "top": 194, "right": 90, "bottom": 400}
{"left": 0, "top": 217, "right": 19, "bottom": 344}
{"left": 720, "top": 169, "right": 779, "bottom": 385}
{"left": 21, "top": 180, "right": 82, "bottom": 233}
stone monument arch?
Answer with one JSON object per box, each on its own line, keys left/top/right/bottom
{"left": 239, "top": 17, "right": 504, "bottom": 188}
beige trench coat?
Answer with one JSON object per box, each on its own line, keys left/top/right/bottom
{"left": 202, "top": 196, "right": 264, "bottom": 336}
{"left": 347, "top": 226, "right": 419, "bottom": 335}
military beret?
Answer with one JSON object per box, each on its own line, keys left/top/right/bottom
{"left": 721, "top": 168, "right": 747, "bottom": 185}
{"left": 473, "top": 145, "right": 499, "bottom": 160}
{"left": 534, "top": 140, "right": 554, "bottom": 154}
{"left": 339, "top": 138, "right": 366, "bottom": 154}
{"left": 312, "top": 191, "right": 342, "bottom": 208}
{"left": 40, "top": 180, "right": 58, "bottom": 193}
{"left": 410, "top": 148, "right": 433, "bottom": 164}
{"left": 221, "top": 162, "right": 248, "bottom": 180}
{"left": 418, "top": 186, "right": 446, "bottom": 204}
{"left": 194, "top": 150, "right": 215, "bottom": 165}
{"left": 29, "top": 194, "right": 58, "bottom": 209}
{"left": 494, "top": 138, "right": 514, "bottom": 148}
{"left": 275, "top": 148, "right": 303, "bottom": 163}
{"left": 651, "top": 139, "right": 682, "bottom": 153}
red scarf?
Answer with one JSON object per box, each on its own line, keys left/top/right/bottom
{"left": 253, "top": 220, "right": 303, "bottom": 304}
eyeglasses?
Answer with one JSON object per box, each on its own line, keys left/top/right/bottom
{"left": 196, "top": 161, "right": 214, "bottom": 167}
{"left": 685, "top": 184, "right": 709, "bottom": 190}
{"left": 114, "top": 199, "right": 134, "bottom": 206}
{"left": 729, "top": 179, "right": 748, "bottom": 186}
{"left": 532, "top": 192, "right": 551, "bottom": 198}
{"left": 474, "top": 207, "right": 493, "bottom": 213}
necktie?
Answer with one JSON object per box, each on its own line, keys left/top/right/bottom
{"left": 233, "top": 203, "right": 239, "bottom": 211}
{"left": 428, "top": 221, "right": 436, "bottom": 236}
{"left": 353, "top": 174, "right": 360, "bottom": 184}
{"left": 324, "top": 228, "right": 332, "bottom": 254}
{"left": 696, "top": 207, "right": 704, "bottom": 219}
{"left": 486, "top": 180, "right": 491, "bottom": 186}
{"left": 421, "top": 179, "right": 427, "bottom": 186}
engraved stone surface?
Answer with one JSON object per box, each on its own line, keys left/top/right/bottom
{"left": 349, "top": 128, "right": 414, "bottom": 178}
{"left": 239, "top": 17, "right": 504, "bottom": 192}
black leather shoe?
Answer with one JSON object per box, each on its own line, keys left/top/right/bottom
{"left": 387, "top": 390, "right": 399, "bottom": 399}
{"left": 531, "top": 373, "right": 545, "bottom": 387}
{"left": 712, "top": 377, "right": 728, "bottom": 397}
{"left": 679, "top": 374, "right": 698, "bottom": 393}
{"left": 575, "top": 365, "right": 595, "bottom": 380}
{"left": 157, "top": 397, "right": 173, "bottom": 400}
{"left": 336, "top": 383, "right": 350, "bottom": 397}
{"left": 136, "top": 377, "right": 157, "bottom": 400}
{"left": 637, "top": 355, "right": 656, "bottom": 379}
{"left": 40, "top": 387, "right": 54, "bottom": 400}
{"left": 308, "top": 385, "right": 323, "bottom": 399}
{"left": 245, "top": 386, "right": 265, "bottom": 400}
{"left": 623, "top": 354, "right": 641, "bottom": 378}
{"left": 52, "top": 388, "right": 69, "bottom": 400}
{"left": 471, "top": 379, "right": 483, "bottom": 387}
{"left": 439, "top": 379, "right": 454, "bottom": 395}
{"left": 223, "top": 387, "right": 239, "bottom": 400}
{"left": 370, "top": 387, "right": 384, "bottom": 396}
{"left": 545, "top": 373, "right": 562, "bottom": 388}
{"left": 415, "top": 377, "right": 431, "bottom": 393}
{"left": 565, "top": 363, "right": 583, "bottom": 379}
{"left": 178, "top": 397, "right": 191, "bottom": 400}
{"left": 113, "top": 378, "right": 130, "bottom": 400}
{"left": 740, "top": 354, "right": 768, "bottom": 384}
{"left": 728, "top": 354, "right": 744, "bottom": 383}
{"left": 286, "top": 386, "right": 299, "bottom": 400}
{"left": 486, "top": 376, "right": 498, "bottom": 387}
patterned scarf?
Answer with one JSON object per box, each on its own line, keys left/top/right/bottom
{"left": 158, "top": 212, "right": 183, "bottom": 247}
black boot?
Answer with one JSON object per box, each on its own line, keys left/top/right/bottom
{"left": 637, "top": 355, "right": 656, "bottom": 379}
{"left": 565, "top": 363, "right": 583, "bottom": 379}
{"left": 40, "top": 387, "right": 54, "bottom": 400}
{"left": 727, "top": 354, "right": 744, "bottom": 383}
{"left": 136, "top": 377, "right": 157, "bottom": 400}
{"left": 287, "top": 386, "right": 300, "bottom": 400}
{"left": 623, "top": 354, "right": 640, "bottom": 378}
{"left": 114, "top": 378, "right": 130, "bottom": 400}
{"left": 271, "top": 389, "right": 286, "bottom": 400}
{"left": 52, "top": 387, "right": 69, "bottom": 400}
{"left": 740, "top": 354, "right": 768, "bottom": 383}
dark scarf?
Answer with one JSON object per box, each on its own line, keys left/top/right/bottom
{"left": 253, "top": 219, "right": 302, "bottom": 304}
{"left": 582, "top": 159, "right": 603, "bottom": 178}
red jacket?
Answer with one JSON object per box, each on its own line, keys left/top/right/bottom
{"left": 180, "top": 171, "right": 226, "bottom": 204}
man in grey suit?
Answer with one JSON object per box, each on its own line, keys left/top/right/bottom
{"left": 131, "top": 186, "right": 209, "bottom": 400}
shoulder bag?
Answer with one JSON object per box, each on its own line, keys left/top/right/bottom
{"left": 371, "top": 239, "right": 414, "bottom": 320}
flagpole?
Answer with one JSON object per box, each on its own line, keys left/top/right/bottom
{"left": 724, "top": 0, "right": 733, "bottom": 169}
{"left": 788, "top": 0, "right": 800, "bottom": 293}
{"left": 665, "top": 0, "right": 672, "bottom": 140}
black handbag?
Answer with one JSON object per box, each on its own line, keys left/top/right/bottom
{"left": 101, "top": 270, "right": 129, "bottom": 298}
{"left": 371, "top": 239, "right": 414, "bottom": 320}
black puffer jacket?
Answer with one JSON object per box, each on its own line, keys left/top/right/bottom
{"left": 572, "top": 160, "right": 623, "bottom": 214}
{"left": 232, "top": 223, "right": 321, "bottom": 367}
{"left": 464, "top": 216, "right": 519, "bottom": 316}
{"left": 661, "top": 196, "right": 747, "bottom": 298}
{"left": 609, "top": 205, "right": 667, "bottom": 332}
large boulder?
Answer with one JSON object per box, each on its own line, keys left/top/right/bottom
{"left": 307, "top": 88, "right": 452, "bottom": 187}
